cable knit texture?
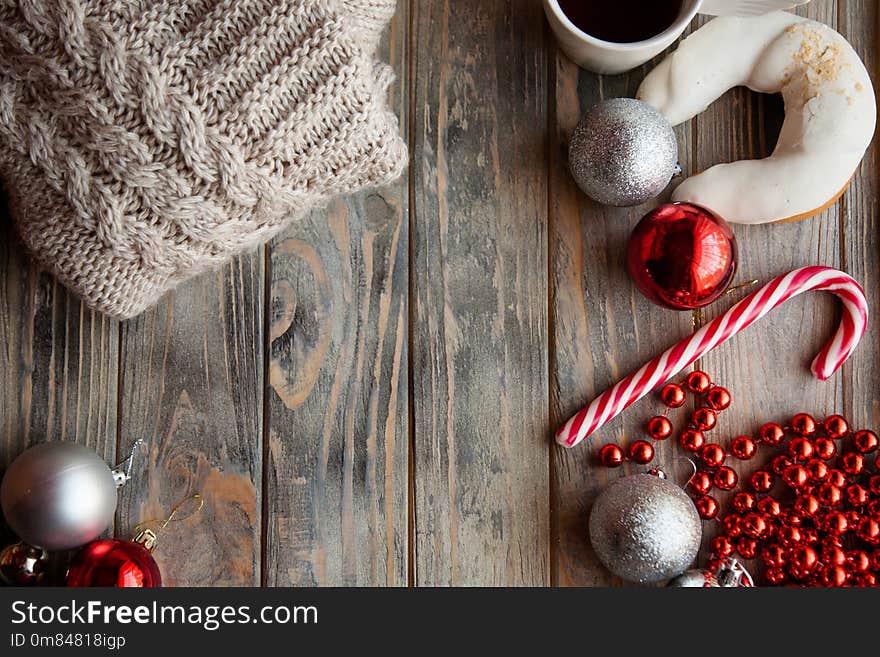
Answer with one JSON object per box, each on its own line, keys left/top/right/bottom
{"left": 0, "top": 0, "right": 406, "bottom": 318}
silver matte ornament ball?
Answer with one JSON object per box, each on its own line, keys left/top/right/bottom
{"left": 1, "top": 443, "right": 119, "bottom": 551}
{"left": 569, "top": 98, "right": 678, "bottom": 207}
{"left": 589, "top": 473, "right": 701, "bottom": 584}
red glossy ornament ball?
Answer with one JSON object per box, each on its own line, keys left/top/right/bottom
{"left": 66, "top": 539, "right": 161, "bottom": 588}
{"left": 660, "top": 383, "right": 686, "bottom": 408}
{"left": 869, "top": 475, "right": 880, "bottom": 497}
{"left": 791, "top": 413, "right": 817, "bottom": 437}
{"left": 867, "top": 499, "right": 880, "bottom": 517}
{"left": 685, "top": 371, "right": 712, "bottom": 394}
{"left": 858, "top": 517, "right": 880, "bottom": 545}
{"left": 821, "top": 565, "right": 848, "bottom": 587}
{"left": 598, "top": 444, "right": 625, "bottom": 468}
{"left": 695, "top": 495, "right": 720, "bottom": 520}
{"left": 770, "top": 454, "right": 793, "bottom": 476}
{"left": 705, "top": 387, "right": 731, "bottom": 411}
{"left": 823, "top": 415, "right": 849, "bottom": 439}
{"left": 788, "top": 437, "right": 814, "bottom": 462}
{"left": 794, "top": 495, "right": 820, "bottom": 518}
{"left": 782, "top": 465, "right": 809, "bottom": 490}
{"left": 692, "top": 408, "right": 717, "bottom": 432}
{"left": 814, "top": 437, "right": 837, "bottom": 461}
{"left": 827, "top": 469, "right": 848, "bottom": 489}
{"left": 853, "top": 429, "right": 879, "bottom": 454}
{"left": 721, "top": 514, "right": 742, "bottom": 537}
{"left": 846, "top": 484, "right": 869, "bottom": 508}
{"left": 821, "top": 511, "right": 849, "bottom": 535}
{"left": 626, "top": 203, "right": 737, "bottom": 310}
{"left": 688, "top": 472, "right": 713, "bottom": 495}
{"left": 848, "top": 550, "right": 871, "bottom": 573}
{"left": 679, "top": 429, "right": 705, "bottom": 452}
{"left": 646, "top": 416, "right": 673, "bottom": 440}
{"left": 842, "top": 452, "right": 865, "bottom": 476}
{"left": 765, "top": 567, "right": 787, "bottom": 585}
{"left": 761, "top": 544, "right": 787, "bottom": 568}
{"left": 713, "top": 466, "right": 738, "bottom": 491}
{"left": 711, "top": 535, "right": 735, "bottom": 559}
{"left": 699, "top": 444, "right": 726, "bottom": 468}
{"left": 777, "top": 525, "right": 802, "bottom": 548}
{"left": 731, "top": 436, "right": 757, "bottom": 460}
{"left": 780, "top": 510, "right": 804, "bottom": 527}
{"left": 817, "top": 483, "right": 843, "bottom": 507}
{"left": 627, "top": 440, "right": 655, "bottom": 465}
{"left": 736, "top": 537, "right": 758, "bottom": 559}
{"left": 789, "top": 545, "right": 819, "bottom": 573}
{"left": 742, "top": 512, "right": 770, "bottom": 539}
{"left": 732, "top": 492, "right": 756, "bottom": 514}
{"left": 757, "top": 496, "right": 782, "bottom": 518}
{"left": 822, "top": 545, "right": 847, "bottom": 567}
{"left": 760, "top": 423, "right": 786, "bottom": 447}
{"left": 805, "top": 458, "right": 829, "bottom": 483}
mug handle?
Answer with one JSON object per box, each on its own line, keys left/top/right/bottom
{"left": 699, "top": 0, "right": 810, "bottom": 17}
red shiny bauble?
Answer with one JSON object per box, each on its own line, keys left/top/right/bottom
{"left": 627, "top": 440, "right": 655, "bottom": 464}
{"left": 846, "top": 484, "right": 869, "bottom": 508}
{"left": 821, "top": 511, "right": 849, "bottom": 535}
{"left": 853, "top": 429, "right": 879, "bottom": 454}
{"left": 821, "top": 565, "right": 848, "bottom": 587}
{"left": 736, "top": 537, "right": 758, "bottom": 559}
{"left": 646, "top": 416, "right": 673, "bottom": 440}
{"left": 760, "top": 423, "right": 786, "bottom": 447}
{"left": 761, "top": 544, "right": 787, "bottom": 568}
{"left": 598, "top": 444, "right": 625, "bottom": 468}
{"left": 692, "top": 408, "right": 718, "bottom": 432}
{"left": 848, "top": 550, "right": 871, "bottom": 573}
{"left": 817, "top": 483, "right": 843, "bottom": 507}
{"left": 699, "top": 444, "right": 726, "bottom": 468}
{"left": 858, "top": 517, "right": 880, "bottom": 544}
{"left": 869, "top": 475, "right": 880, "bottom": 497}
{"left": 742, "top": 512, "right": 770, "bottom": 539}
{"left": 789, "top": 545, "right": 819, "bottom": 573}
{"left": 794, "top": 495, "right": 820, "bottom": 518}
{"left": 685, "top": 371, "right": 713, "bottom": 394}
{"left": 822, "top": 545, "right": 847, "bottom": 567}
{"left": 827, "top": 469, "right": 848, "bottom": 489}
{"left": 842, "top": 452, "right": 865, "bottom": 476}
{"left": 790, "top": 413, "right": 817, "bottom": 437}
{"left": 721, "top": 514, "right": 742, "bottom": 537}
{"left": 777, "top": 525, "right": 802, "bottom": 548}
{"left": 66, "top": 539, "right": 161, "bottom": 588}
{"left": 770, "top": 454, "right": 794, "bottom": 476}
{"left": 660, "top": 383, "right": 686, "bottom": 408}
{"left": 695, "top": 495, "right": 720, "bottom": 520}
{"left": 689, "top": 472, "right": 713, "bottom": 495}
{"left": 805, "top": 458, "right": 829, "bottom": 484}
{"left": 626, "top": 202, "right": 737, "bottom": 310}
{"left": 713, "top": 466, "right": 738, "bottom": 491}
{"left": 705, "top": 387, "right": 731, "bottom": 411}
{"left": 814, "top": 437, "right": 837, "bottom": 461}
{"left": 788, "top": 437, "right": 814, "bottom": 462}
{"left": 823, "top": 415, "right": 849, "bottom": 439}
{"left": 679, "top": 429, "right": 705, "bottom": 452}
{"left": 782, "top": 465, "right": 809, "bottom": 490}
{"left": 757, "top": 496, "right": 782, "bottom": 519}
{"left": 711, "top": 535, "right": 735, "bottom": 558}
{"left": 732, "top": 492, "right": 756, "bottom": 514}
{"left": 731, "top": 436, "right": 757, "bottom": 460}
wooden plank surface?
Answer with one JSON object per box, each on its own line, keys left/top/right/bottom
{"left": 262, "top": 4, "right": 409, "bottom": 587}
{"left": 411, "top": 0, "right": 550, "bottom": 585}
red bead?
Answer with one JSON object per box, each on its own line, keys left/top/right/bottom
{"left": 699, "top": 443, "right": 726, "bottom": 468}
{"left": 854, "top": 573, "right": 876, "bottom": 587}
{"left": 822, "top": 565, "right": 848, "bottom": 587}
{"left": 780, "top": 510, "right": 805, "bottom": 527}
{"left": 598, "top": 444, "right": 625, "bottom": 468}
{"left": 867, "top": 499, "right": 880, "bottom": 518}
{"left": 660, "top": 383, "right": 686, "bottom": 408}
{"left": 872, "top": 549, "right": 880, "bottom": 571}
{"left": 791, "top": 413, "right": 817, "bottom": 436}
{"left": 788, "top": 437, "right": 814, "bottom": 461}
{"left": 705, "top": 386, "right": 731, "bottom": 411}
{"left": 801, "top": 527, "right": 819, "bottom": 545}
{"left": 842, "top": 452, "right": 865, "bottom": 476}
{"left": 721, "top": 514, "right": 742, "bottom": 537}
{"left": 760, "top": 423, "right": 786, "bottom": 446}
{"left": 646, "top": 416, "right": 673, "bottom": 441}
{"left": 848, "top": 550, "right": 871, "bottom": 573}
{"left": 679, "top": 429, "right": 705, "bottom": 452}
{"left": 822, "top": 511, "right": 849, "bottom": 534}
{"left": 761, "top": 544, "right": 787, "bottom": 568}
{"left": 628, "top": 440, "right": 655, "bottom": 464}
{"left": 685, "top": 371, "right": 713, "bottom": 394}
{"left": 823, "top": 415, "right": 849, "bottom": 439}
{"left": 688, "top": 472, "right": 713, "bottom": 495}
{"left": 846, "top": 484, "right": 869, "bottom": 508}
{"left": 757, "top": 496, "right": 782, "bottom": 518}
{"left": 846, "top": 510, "right": 860, "bottom": 527}
{"left": 817, "top": 483, "right": 843, "bottom": 507}
{"left": 713, "top": 466, "right": 738, "bottom": 491}
{"left": 736, "top": 537, "right": 758, "bottom": 559}
{"left": 66, "top": 539, "right": 161, "bottom": 588}
{"left": 777, "top": 525, "right": 802, "bottom": 548}
{"left": 853, "top": 430, "right": 879, "bottom": 454}
{"left": 794, "top": 495, "right": 820, "bottom": 517}
{"left": 828, "top": 469, "right": 848, "bottom": 488}
{"left": 790, "top": 545, "right": 819, "bottom": 573}
{"left": 822, "top": 545, "right": 847, "bottom": 567}
{"left": 782, "top": 465, "right": 810, "bottom": 490}
{"left": 805, "top": 458, "right": 829, "bottom": 483}
{"left": 711, "top": 535, "right": 735, "bottom": 559}
{"left": 742, "top": 512, "right": 770, "bottom": 539}
{"left": 858, "top": 517, "right": 880, "bottom": 545}
{"left": 731, "top": 436, "right": 757, "bottom": 460}
{"left": 750, "top": 470, "right": 774, "bottom": 493}
{"left": 869, "top": 475, "right": 880, "bottom": 497}
{"left": 814, "top": 437, "right": 837, "bottom": 461}
{"left": 692, "top": 407, "right": 717, "bottom": 432}
{"left": 732, "top": 492, "right": 756, "bottom": 514}
{"left": 770, "top": 454, "right": 793, "bottom": 476}
{"left": 695, "top": 495, "right": 719, "bottom": 520}
{"left": 876, "top": 453, "right": 880, "bottom": 470}
{"left": 765, "top": 567, "right": 787, "bottom": 585}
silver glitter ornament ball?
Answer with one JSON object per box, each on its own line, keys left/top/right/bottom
{"left": 569, "top": 98, "right": 678, "bottom": 207}
{"left": 1, "top": 442, "right": 118, "bottom": 551}
{"left": 589, "top": 473, "right": 701, "bottom": 584}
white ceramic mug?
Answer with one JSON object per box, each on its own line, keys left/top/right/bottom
{"left": 543, "top": 0, "right": 703, "bottom": 75}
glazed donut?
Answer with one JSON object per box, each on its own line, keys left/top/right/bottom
{"left": 637, "top": 12, "right": 876, "bottom": 225}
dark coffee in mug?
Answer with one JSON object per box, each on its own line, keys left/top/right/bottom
{"left": 557, "top": 0, "right": 685, "bottom": 44}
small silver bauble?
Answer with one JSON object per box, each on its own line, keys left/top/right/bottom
{"left": 589, "top": 472, "right": 701, "bottom": 584}
{"left": 668, "top": 558, "right": 754, "bottom": 588}
{"left": 569, "top": 98, "right": 678, "bottom": 207}
{"left": 1, "top": 442, "right": 124, "bottom": 551}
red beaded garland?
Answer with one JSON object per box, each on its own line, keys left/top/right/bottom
{"left": 823, "top": 415, "right": 849, "bottom": 439}
{"left": 598, "top": 444, "right": 624, "bottom": 468}
{"left": 646, "top": 416, "right": 673, "bottom": 440}
{"left": 731, "top": 436, "right": 757, "bottom": 460}
{"left": 660, "top": 383, "right": 686, "bottom": 408}
{"left": 828, "top": 469, "right": 848, "bottom": 488}
{"left": 759, "top": 423, "right": 786, "bottom": 446}
{"left": 711, "top": 535, "right": 735, "bottom": 558}
{"left": 699, "top": 443, "right": 726, "bottom": 468}
{"left": 692, "top": 407, "right": 718, "bottom": 432}
{"left": 749, "top": 470, "right": 774, "bottom": 493}
{"left": 788, "top": 437, "right": 814, "bottom": 461}
{"left": 756, "top": 496, "right": 782, "bottom": 519}
{"left": 705, "top": 387, "right": 732, "bottom": 411}
{"left": 761, "top": 544, "right": 786, "bottom": 568}
{"left": 805, "top": 458, "right": 829, "bottom": 483}
{"left": 732, "top": 492, "right": 756, "bottom": 514}
{"left": 742, "top": 512, "right": 770, "bottom": 539}
{"left": 713, "top": 466, "right": 738, "bottom": 491}
{"left": 842, "top": 452, "right": 865, "bottom": 476}
{"left": 770, "top": 454, "right": 793, "bottom": 476}
{"left": 685, "top": 371, "right": 712, "bottom": 394}
{"left": 814, "top": 437, "right": 837, "bottom": 461}
{"left": 679, "top": 429, "right": 705, "bottom": 452}
{"left": 721, "top": 514, "right": 742, "bottom": 537}
{"left": 736, "top": 537, "right": 758, "bottom": 559}
{"left": 688, "top": 472, "right": 713, "bottom": 495}
{"left": 853, "top": 430, "right": 879, "bottom": 454}
{"left": 628, "top": 440, "right": 655, "bottom": 465}
{"left": 791, "top": 413, "right": 817, "bottom": 437}
{"left": 695, "top": 495, "right": 719, "bottom": 520}
{"left": 846, "top": 484, "right": 869, "bottom": 508}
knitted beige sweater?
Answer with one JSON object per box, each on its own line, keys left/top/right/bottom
{"left": 0, "top": 0, "right": 407, "bottom": 319}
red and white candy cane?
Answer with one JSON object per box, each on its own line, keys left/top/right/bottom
{"left": 557, "top": 266, "right": 868, "bottom": 448}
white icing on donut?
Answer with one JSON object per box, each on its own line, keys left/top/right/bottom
{"left": 637, "top": 12, "right": 876, "bottom": 225}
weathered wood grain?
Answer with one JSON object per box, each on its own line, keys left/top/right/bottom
{"left": 262, "top": 5, "right": 409, "bottom": 587}
{"left": 115, "top": 255, "right": 264, "bottom": 587}
{"left": 411, "top": 0, "right": 549, "bottom": 586}
{"left": 548, "top": 45, "right": 695, "bottom": 585}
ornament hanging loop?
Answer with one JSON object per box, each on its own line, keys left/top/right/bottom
{"left": 133, "top": 493, "right": 203, "bottom": 551}
{"left": 111, "top": 439, "right": 146, "bottom": 488}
